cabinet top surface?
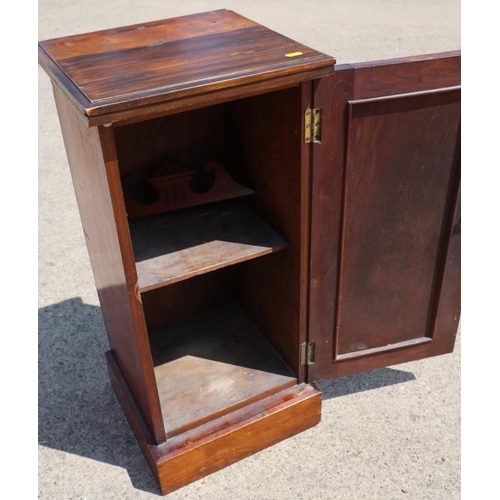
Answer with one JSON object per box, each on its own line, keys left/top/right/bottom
{"left": 38, "top": 10, "right": 335, "bottom": 121}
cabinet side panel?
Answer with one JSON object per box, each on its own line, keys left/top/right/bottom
{"left": 225, "top": 87, "right": 304, "bottom": 374}
{"left": 52, "top": 86, "right": 166, "bottom": 442}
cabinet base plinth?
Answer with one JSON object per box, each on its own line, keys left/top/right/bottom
{"left": 106, "top": 350, "right": 321, "bottom": 495}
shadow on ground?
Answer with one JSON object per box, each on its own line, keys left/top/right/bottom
{"left": 38, "top": 297, "right": 160, "bottom": 495}
{"left": 39, "top": 297, "right": 416, "bottom": 495}
{"left": 316, "top": 367, "right": 416, "bottom": 400}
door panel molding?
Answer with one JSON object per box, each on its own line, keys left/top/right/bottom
{"left": 308, "top": 52, "right": 461, "bottom": 381}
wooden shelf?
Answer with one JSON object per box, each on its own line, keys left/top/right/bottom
{"left": 149, "top": 304, "right": 296, "bottom": 438}
{"left": 130, "top": 202, "right": 288, "bottom": 292}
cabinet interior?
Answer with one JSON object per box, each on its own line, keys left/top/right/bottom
{"left": 112, "top": 86, "right": 305, "bottom": 436}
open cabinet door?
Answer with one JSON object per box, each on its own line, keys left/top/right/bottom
{"left": 308, "top": 52, "right": 461, "bottom": 381}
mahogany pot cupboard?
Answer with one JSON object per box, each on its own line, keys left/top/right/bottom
{"left": 38, "top": 10, "right": 461, "bottom": 495}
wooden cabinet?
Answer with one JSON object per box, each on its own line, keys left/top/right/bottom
{"left": 38, "top": 10, "right": 461, "bottom": 495}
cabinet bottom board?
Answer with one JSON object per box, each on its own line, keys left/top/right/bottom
{"left": 149, "top": 304, "right": 296, "bottom": 437}
{"left": 106, "top": 350, "right": 321, "bottom": 495}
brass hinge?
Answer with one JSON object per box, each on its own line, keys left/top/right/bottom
{"left": 300, "top": 342, "right": 316, "bottom": 365}
{"left": 304, "top": 108, "right": 322, "bottom": 144}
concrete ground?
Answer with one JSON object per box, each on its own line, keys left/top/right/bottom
{"left": 38, "top": 1, "right": 461, "bottom": 499}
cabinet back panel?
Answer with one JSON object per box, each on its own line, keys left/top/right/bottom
{"left": 142, "top": 267, "right": 237, "bottom": 333}
{"left": 113, "top": 105, "right": 226, "bottom": 178}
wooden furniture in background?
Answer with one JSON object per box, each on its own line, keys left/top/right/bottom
{"left": 38, "top": 10, "right": 461, "bottom": 495}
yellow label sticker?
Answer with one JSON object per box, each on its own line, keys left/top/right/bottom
{"left": 285, "top": 51, "right": 303, "bottom": 58}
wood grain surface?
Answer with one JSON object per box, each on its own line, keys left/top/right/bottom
{"left": 336, "top": 88, "right": 460, "bottom": 354}
{"left": 149, "top": 304, "right": 296, "bottom": 437}
{"left": 107, "top": 347, "right": 320, "bottom": 496}
{"left": 39, "top": 10, "right": 335, "bottom": 121}
{"left": 52, "top": 85, "right": 166, "bottom": 443}
{"left": 141, "top": 267, "right": 237, "bottom": 332}
{"left": 226, "top": 86, "right": 308, "bottom": 377}
{"left": 130, "top": 202, "right": 288, "bottom": 292}
{"left": 153, "top": 383, "right": 321, "bottom": 495}
{"left": 308, "top": 53, "right": 461, "bottom": 380}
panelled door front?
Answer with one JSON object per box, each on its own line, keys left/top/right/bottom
{"left": 308, "top": 53, "right": 461, "bottom": 381}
